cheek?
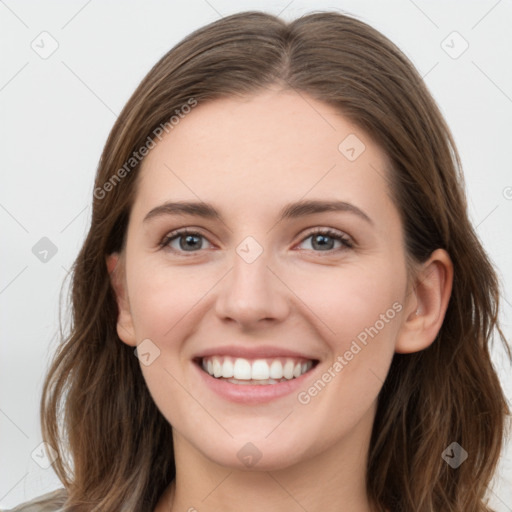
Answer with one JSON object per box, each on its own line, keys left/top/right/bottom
{"left": 127, "top": 259, "right": 213, "bottom": 339}
{"left": 290, "top": 261, "right": 403, "bottom": 402}
{"left": 289, "top": 260, "right": 404, "bottom": 350}
{"left": 290, "top": 268, "right": 402, "bottom": 432}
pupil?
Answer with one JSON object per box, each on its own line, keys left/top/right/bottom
{"left": 177, "top": 234, "right": 335, "bottom": 252}
{"left": 181, "top": 234, "right": 201, "bottom": 251}
{"left": 313, "top": 234, "right": 333, "bottom": 250}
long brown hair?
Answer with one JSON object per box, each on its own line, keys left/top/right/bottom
{"left": 36, "top": 11, "right": 510, "bottom": 511}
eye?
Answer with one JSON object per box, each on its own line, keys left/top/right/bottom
{"left": 297, "top": 228, "right": 353, "bottom": 252}
{"left": 160, "top": 229, "right": 213, "bottom": 255}
{"left": 159, "top": 227, "right": 353, "bottom": 256}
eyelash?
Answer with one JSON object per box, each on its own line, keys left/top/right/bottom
{"left": 158, "top": 228, "right": 354, "bottom": 257}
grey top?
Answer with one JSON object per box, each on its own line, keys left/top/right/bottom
{"left": 1, "top": 489, "right": 67, "bottom": 512}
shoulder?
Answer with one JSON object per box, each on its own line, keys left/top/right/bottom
{"left": 1, "top": 488, "right": 67, "bottom": 512}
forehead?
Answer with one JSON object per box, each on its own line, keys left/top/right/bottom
{"left": 133, "top": 89, "right": 393, "bottom": 219}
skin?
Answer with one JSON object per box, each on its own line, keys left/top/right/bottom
{"left": 107, "top": 88, "right": 453, "bottom": 512}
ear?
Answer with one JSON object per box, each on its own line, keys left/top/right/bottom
{"left": 395, "top": 248, "right": 453, "bottom": 354}
{"left": 106, "top": 252, "right": 137, "bottom": 347}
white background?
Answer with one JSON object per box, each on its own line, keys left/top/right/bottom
{"left": 1, "top": 0, "right": 511, "bottom": 510}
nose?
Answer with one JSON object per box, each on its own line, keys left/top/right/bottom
{"left": 214, "top": 246, "right": 290, "bottom": 329}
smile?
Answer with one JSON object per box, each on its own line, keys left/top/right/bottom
{"left": 200, "top": 355, "right": 316, "bottom": 385}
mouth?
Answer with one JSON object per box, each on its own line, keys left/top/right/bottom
{"left": 193, "top": 355, "right": 320, "bottom": 386}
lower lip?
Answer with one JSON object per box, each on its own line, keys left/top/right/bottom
{"left": 193, "top": 361, "right": 318, "bottom": 404}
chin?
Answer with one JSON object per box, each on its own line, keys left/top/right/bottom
{"left": 195, "top": 435, "right": 309, "bottom": 472}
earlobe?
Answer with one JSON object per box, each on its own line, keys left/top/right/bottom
{"left": 106, "top": 252, "right": 137, "bottom": 347}
{"left": 395, "top": 249, "right": 453, "bottom": 354}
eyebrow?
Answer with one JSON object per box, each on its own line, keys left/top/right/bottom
{"left": 143, "top": 199, "right": 373, "bottom": 225}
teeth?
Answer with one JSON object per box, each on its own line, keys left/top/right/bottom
{"left": 283, "top": 360, "right": 295, "bottom": 379}
{"left": 226, "top": 377, "right": 288, "bottom": 385}
{"left": 221, "top": 358, "right": 234, "bottom": 378}
{"left": 251, "top": 359, "right": 270, "bottom": 380}
{"left": 233, "top": 358, "right": 251, "bottom": 380}
{"left": 269, "top": 360, "right": 283, "bottom": 379}
{"left": 200, "top": 356, "right": 314, "bottom": 382}
{"left": 212, "top": 358, "right": 222, "bottom": 378}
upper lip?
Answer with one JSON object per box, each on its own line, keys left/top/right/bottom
{"left": 193, "top": 345, "right": 319, "bottom": 361}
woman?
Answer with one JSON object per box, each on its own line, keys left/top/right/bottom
{"left": 5, "top": 10, "right": 510, "bottom": 512}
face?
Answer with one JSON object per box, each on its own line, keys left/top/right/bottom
{"left": 110, "top": 89, "right": 416, "bottom": 471}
